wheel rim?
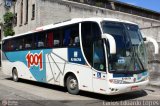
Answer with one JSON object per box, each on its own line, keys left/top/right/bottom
{"left": 69, "top": 78, "right": 77, "bottom": 90}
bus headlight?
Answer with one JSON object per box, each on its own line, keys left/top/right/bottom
{"left": 144, "top": 76, "right": 149, "bottom": 81}
{"left": 109, "top": 79, "right": 128, "bottom": 84}
{"left": 140, "top": 76, "right": 149, "bottom": 82}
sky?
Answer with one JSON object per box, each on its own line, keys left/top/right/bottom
{"left": 118, "top": 0, "right": 160, "bottom": 12}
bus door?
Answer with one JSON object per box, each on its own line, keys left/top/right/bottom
{"left": 92, "top": 39, "right": 108, "bottom": 94}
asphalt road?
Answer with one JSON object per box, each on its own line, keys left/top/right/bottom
{"left": 0, "top": 68, "right": 160, "bottom": 106}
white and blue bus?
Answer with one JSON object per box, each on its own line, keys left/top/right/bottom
{"left": 2, "top": 18, "right": 159, "bottom": 95}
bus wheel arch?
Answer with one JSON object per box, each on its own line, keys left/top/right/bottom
{"left": 12, "top": 67, "right": 19, "bottom": 82}
{"left": 64, "top": 72, "right": 79, "bottom": 95}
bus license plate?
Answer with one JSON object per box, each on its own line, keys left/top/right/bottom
{"left": 131, "top": 86, "right": 139, "bottom": 90}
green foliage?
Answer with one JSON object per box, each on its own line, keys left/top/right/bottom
{"left": 4, "top": 27, "right": 15, "bottom": 36}
{"left": 3, "top": 12, "right": 14, "bottom": 23}
{"left": 3, "top": 12, "right": 15, "bottom": 37}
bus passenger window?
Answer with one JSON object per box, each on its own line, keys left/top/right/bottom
{"left": 69, "top": 37, "right": 74, "bottom": 46}
{"left": 10, "top": 39, "right": 17, "bottom": 51}
{"left": 38, "top": 41, "right": 44, "bottom": 47}
{"left": 25, "top": 44, "right": 31, "bottom": 48}
{"left": 47, "top": 32, "right": 53, "bottom": 48}
{"left": 17, "top": 37, "right": 24, "bottom": 50}
{"left": 2, "top": 41, "right": 6, "bottom": 51}
{"left": 54, "top": 40, "right": 60, "bottom": 47}
{"left": 24, "top": 35, "right": 33, "bottom": 49}
{"left": 46, "top": 29, "right": 61, "bottom": 48}
{"left": 64, "top": 29, "right": 71, "bottom": 46}
{"left": 19, "top": 45, "right": 23, "bottom": 50}
{"left": 63, "top": 24, "right": 79, "bottom": 47}
{"left": 6, "top": 40, "right": 12, "bottom": 51}
{"left": 68, "top": 36, "right": 79, "bottom": 47}
{"left": 74, "top": 36, "right": 80, "bottom": 46}
{"left": 10, "top": 45, "right": 13, "bottom": 50}
{"left": 34, "top": 32, "right": 46, "bottom": 49}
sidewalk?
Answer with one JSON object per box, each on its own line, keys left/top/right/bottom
{"left": 149, "top": 70, "right": 160, "bottom": 87}
{"left": 149, "top": 80, "right": 160, "bottom": 87}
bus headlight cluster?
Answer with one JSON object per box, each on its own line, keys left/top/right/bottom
{"left": 144, "top": 76, "right": 149, "bottom": 81}
{"left": 139, "top": 76, "right": 149, "bottom": 82}
{"left": 109, "top": 79, "right": 128, "bottom": 84}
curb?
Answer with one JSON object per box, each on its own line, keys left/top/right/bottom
{"left": 148, "top": 82, "right": 160, "bottom": 88}
{"left": 148, "top": 84, "right": 160, "bottom": 89}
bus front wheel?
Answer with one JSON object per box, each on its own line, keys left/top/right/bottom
{"left": 66, "top": 75, "right": 79, "bottom": 95}
{"left": 12, "top": 68, "right": 18, "bottom": 82}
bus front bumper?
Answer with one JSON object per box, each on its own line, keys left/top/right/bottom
{"left": 107, "top": 80, "right": 149, "bottom": 95}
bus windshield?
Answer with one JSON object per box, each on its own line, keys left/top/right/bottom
{"left": 101, "top": 21, "right": 148, "bottom": 73}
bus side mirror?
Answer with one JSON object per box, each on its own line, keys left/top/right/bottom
{"left": 101, "top": 34, "right": 116, "bottom": 54}
{"left": 144, "top": 37, "right": 159, "bottom": 54}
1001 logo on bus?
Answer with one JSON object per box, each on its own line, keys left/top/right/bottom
{"left": 26, "top": 51, "right": 43, "bottom": 70}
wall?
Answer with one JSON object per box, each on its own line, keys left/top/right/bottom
{"left": 11, "top": 0, "right": 160, "bottom": 43}
{"left": 13, "top": 0, "right": 38, "bottom": 34}
{"left": 37, "top": 0, "right": 160, "bottom": 41}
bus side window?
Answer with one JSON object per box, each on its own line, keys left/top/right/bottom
{"left": 63, "top": 24, "right": 79, "bottom": 47}
{"left": 74, "top": 36, "right": 80, "bottom": 46}
{"left": 46, "top": 29, "right": 61, "bottom": 48}
{"left": 47, "top": 32, "right": 53, "bottom": 48}
{"left": 15, "top": 37, "right": 24, "bottom": 50}
{"left": 54, "top": 29, "right": 61, "bottom": 47}
{"left": 25, "top": 35, "right": 33, "bottom": 49}
{"left": 70, "top": 27, "right": 79, "bottom": 47}
{"left": 54, "top": 40, "right": 60, "bottom": 47}
{"left": 34, "top": 32, "right": 46, "bottom": 49}
{"left": 7, "top": 40, "right": 12, "bottom": 51}
{"left": 25, "top": 44, "right": 31, "bottom": 48}
{"left": 19, "top": 44, "right": 23, "bottom": 50}
{"left": 38, "top": 41, "right": 44, "bottom": 47}
{"left": 64, "top": 29, "right": 71, "bottom": 46}
{"left": 10, "top": 39, "right": 16, "bottom": 51}
{"left": 4, "top": 40, "right": 8, "bottom": 51}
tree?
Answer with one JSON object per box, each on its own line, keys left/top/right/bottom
{"left": 3, "top": 12, "right": 15, "bottom": 36}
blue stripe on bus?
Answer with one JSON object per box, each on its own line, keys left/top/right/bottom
{"left": 5, "top": 49, "right": 52, "bottom": 82}
{"left": 5, "top": 48, "right": 86, "bottom": 82}
{"left": 113, "top": 71, "right": 148, "bottom": 78}
{"left": 113, "top": 74, "right": 133, "bottom": 78}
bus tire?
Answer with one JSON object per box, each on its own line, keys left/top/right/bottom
{"left": 66, "top": 75, "right": 79, "bottom": 95}
{"left": 12, "top": 68, "right": 18, "bottom": 82}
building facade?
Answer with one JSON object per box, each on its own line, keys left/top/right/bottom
{"left": 69, "top": 0, "right": 160, "bottom": 20}
{"left": 0, "top": 0, "right": 160, "bottom": 74}
{"left": 1, "top": 0, "right": 158, "bottom": 42}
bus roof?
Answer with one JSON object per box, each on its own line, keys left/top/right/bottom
{"left": 2, "top": 17, "right": 137, "bottom": 40}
